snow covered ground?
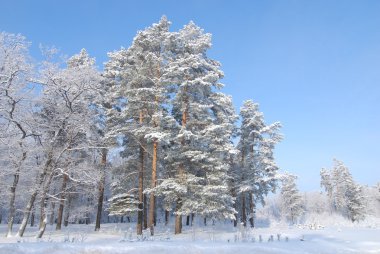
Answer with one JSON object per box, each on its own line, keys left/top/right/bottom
{"left": 0, "top": 218, "right": 380, "bottom": 254}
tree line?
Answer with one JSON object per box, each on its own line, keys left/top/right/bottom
{"left": 0, "top": 17, "right": 376, "bottom": 239}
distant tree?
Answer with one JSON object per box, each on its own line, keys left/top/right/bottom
{"left": 280, "top": 173, "right": 304, "bottom": 224}
{"left": 303, "top": 191, "right": 328, "bottom": 215}
{"left": 320, "top": 159, "right": 365, "bottom": 222}
{"left": 345, "top": 182, "right": 365, "bottom": 222}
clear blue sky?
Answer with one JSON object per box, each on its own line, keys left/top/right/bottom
{"left": 1, "top": 0, "right": 379, "bottom": 190}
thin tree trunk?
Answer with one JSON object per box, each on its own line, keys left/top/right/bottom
{"left": 149, "top": 64, "right": 160, "bottom": 234}
{"left": 36, "top": 216, "right": 47, "bottom": 238}
{"left": 232, "top": 187, "right": 238, "bottom": 227}
{"left": 149, "top": 141, "right": 157, "bottom": 235}
{"left": 38, "top": 160, "right": 59, "bottom": 236}
{"left": 241, "top": 143, "right": 246, "bottom": 227}
{"left": 30, "top": 207, "right": 35, "bottom": 227}
{"left": 56, "top": 174, "right": 68, "bottom": 230}
{"left": 186, "top": 215, "right": 190, "bottom": 226}
{"left": 175, "top": 89, "right": 188, "bottom": 235}
{"left": 154, "top": 204, "right": 157, "bottom": 226}
{"left": 248, "top": 144, "right": 255, "bottom": 228}
{"left": 241, "top": 193, "right": 247, "bottom": 227}
{"left": 17, "top": 189, "right": 38, "bottom": 237}
{"left": 204, "top": 217, "right": 207, "bottom": 226}
{"left": 17, "top": 151, "right": 53, "bottom": 237}
{"left": 191, "top": 213, "right": 194, "bottom": 226}
{"left": 6, "top": 151, "right": 26, "bottom": 237}
{"left": 85, "top": 208, "right": 90, "bottom": 225}
{"left": 49, "top": 200, "right": 55, "bottom": 225}
{"left": 6, "top": 170, "right": 20, "bottom": 237}
{"left": 39, "top": 171, "right": 54, "bottom": 230}
{"left": 95, "top": 148, "right": 107, "bottom": 231}
{"left": 229, "top": 154, "right": 238, "bottom": 228}
{"left": 165, "top": 210, "right": 169, "bottom": 226}
{"left": 64, "top": 194, "right": 72, "bottom": 227}
{"left": 137, "top": 111, "right": 144, "bottom": 235}
{"left": 174, "top": 205, "right": 182, "bottom": 235}
{"left": 249, "top": 191, "right": 255, "bottom": 228}
{"left": 143, "top": 193, "right": 147, "bottom": 229}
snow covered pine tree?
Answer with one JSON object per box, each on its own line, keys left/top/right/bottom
{"left": 236, "top": 100, "right": 282, "bottom": 227}
{"left": 280, "top": 173, "right": 304, "bottom": 224}
{"left": 320, "top": 159, "right": 365, "bottom": 222}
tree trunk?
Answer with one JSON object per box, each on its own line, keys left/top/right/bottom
{"left": 39, "top": 201, "right": 46, "bottom": 229}
{"left": 39, "top": 171, "right": 55, "bottom": 231}
{"left": 241, "top": 143, "right": 247, "bottom": 227}
{"left": 56, "top": 174, "right": 68, "bottom": 230}
{"left": 64, "top": 194, "right": 72, "bottom": 227}
{"left": 165, "top": 210, "right": 169, "bottom": 226}
{"left": 95, "top": 148, "right": 107, "bottom": 231}
{"left": 49, "top": 200, "right": 55, "bottom": 225}
{"left": 36, "top": 215, "right": 47, "bottom": 238}
{"left": 17, "top": 151, "right": 53, "bottom": 237}
{"left": 154, "top": 205, "right": 157, "bottom": 226}
{"left": 174, "top": 212, "right": 182, "bottom": 234}
{"left": 186, "top": 215, "right": 190, "bottom": 226}
{"left": 241, "top": 193, "right": 247, "bottom": 227}
{"left": 248, "top": 144, "right": 255, "bottom": 228}
{"left": 231, "top": 176, "right": 238, "bottom": 227}
{"left": 6, "top": 172, "right": 19, "bottom": 237}
{"left": 150, "top": 63, "right": 160, "bottom": 232}
{"left": 149, "top": 141, "right": 157, "bottom": 235}
{"left": 17, "top": 189, "right": 38, "bottom": 237}
{"left": 191, "top": 213, "right": 194, "bottom": 226}
{"left": 204, "top": 217, "right": 207, "bottom": 226}
{"left": 175, "top": 197, "right": 183, "bottom": 234}
{"left": 6, "top": 173, "right": 19, "bottom": 236}
{"left": 137, "top": 111, "right": 144, "bottom": 235}
{"left": 249, "top": 191, "right": 255, "bottom": 228}
{"left": 232, "top": 190, "right": 238, "bottom": 227}
{"left": 30, "top": 207, "right": 35, "bottom": 227}
{"left": 143, "top": 193, "right": 147, "bottom": 229}
{"left": 137, "top": 147, "right": 144, "bottom": 235}
{"left": 6, "top": 151, "right": 26, "bottom": 237}
{"left": 175, "top": 88, "right": 188, "bottom": 235}
{"left": 85, "top": 208, "right": 90, "bottom": 225}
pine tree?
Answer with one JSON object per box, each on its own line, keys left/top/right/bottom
{"left": 320, "top": 159, "right": 366, "bottom": 222}
{"left": 345, "top": 182, "right": 365, "bottom": 222}
{"left": 104, "top": 17, "right": 174, "bottom": 235}
{"left": 280, "top": 173, "right": 304, "bottom": 224}
{"left": 154, "top": 21, "right": 236, "bottom": 234}
{"left": 237, "top": 100, "right": 282, "bottom": 227}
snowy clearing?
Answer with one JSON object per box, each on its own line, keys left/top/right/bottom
{"left": 1, "top": 222, "right": 380, "bottom": 254}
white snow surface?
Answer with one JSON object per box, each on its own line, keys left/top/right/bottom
{"left": 0, "top": 218, "right": 380, "bottom": 254}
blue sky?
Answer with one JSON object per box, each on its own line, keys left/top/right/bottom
{"left": 1, "top": 0, "right": 379, "bottom": 190}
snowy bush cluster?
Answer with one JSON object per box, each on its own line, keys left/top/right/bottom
{"left": 1, "top": 17, "right": 379, "bottom": 241}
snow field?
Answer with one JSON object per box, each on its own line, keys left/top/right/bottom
{"left": 1, "top": 221, "right": 380, "bottom": 254}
